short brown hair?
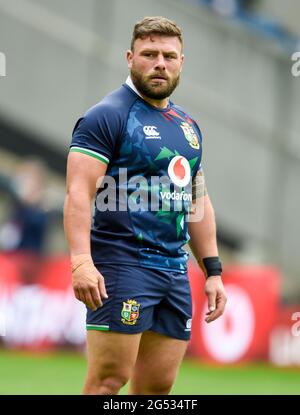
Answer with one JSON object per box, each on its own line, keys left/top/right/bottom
{"left": 131, "top": 16, "right": 183, "bottom": 51}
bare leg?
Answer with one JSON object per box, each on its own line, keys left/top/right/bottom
{"left": 83, "top": 330, "right": 142, "bottom": 395}
{"left": 129, "top": 330, "right": 188, "bottom": 395}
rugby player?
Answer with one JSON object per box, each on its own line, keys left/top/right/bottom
{"left": 64, "top": 16, "right": 227, "bottom": 395}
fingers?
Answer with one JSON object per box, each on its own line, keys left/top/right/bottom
{"left": 205, "top": 290, "right": 216, "bottom": 324}
{"left": 205, "top": 291, "right": 227, "bottom": 323}
{"left": 83, "top": 290, "right": 98, "bottom": 311}
{"left": 90, "top": 286, "right": 103, "bottom": 308}
{"left": 72, "top": 265, "right": 108, "bottom": 311}
{"left": 206, "top": 289, "right": 217, "bottom": 313}
{"left": 74, "top": 286, "right": 101, "bottom": 311}
{"left": 98, "top": 275, "right": 108, "bottom": 300}
{"left": 74, "top": 287, "right": 84, "bottom": 304}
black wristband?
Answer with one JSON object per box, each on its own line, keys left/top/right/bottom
{"left": 202, "top": 256, "right": 222, "bottom": 278}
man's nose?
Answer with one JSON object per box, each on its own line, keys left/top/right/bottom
{"left": 154, "top": 55, "right": 166, "bottom": 70}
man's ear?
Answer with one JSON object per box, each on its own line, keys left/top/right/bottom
{"left": 126, "top": 50, "right": 133, "bottom": 69}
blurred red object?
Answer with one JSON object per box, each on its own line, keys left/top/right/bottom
{"left": 38, "top": 255, "right": 72, "bottom": 291}
{"left": 0, "top": 253, "right": 22, "bottom": 290}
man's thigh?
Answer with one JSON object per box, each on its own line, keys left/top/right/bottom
{"left": 129, "top": 330, "right": 188, "bottom": 395}
{"left": 85, "top": 330, "right": 142, "bottom": 384}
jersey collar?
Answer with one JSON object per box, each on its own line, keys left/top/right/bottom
{"left": 125, "top": 76, "right": 143, "bottom": 98}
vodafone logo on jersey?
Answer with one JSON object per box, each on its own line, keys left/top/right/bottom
{"left": 168, "top": 156, "right": 191, "bottom": 187}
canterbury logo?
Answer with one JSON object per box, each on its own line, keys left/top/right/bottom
{"left": 143, "top": 125, "right": 161, "bottom": 139}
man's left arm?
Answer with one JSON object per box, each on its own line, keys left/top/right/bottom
{"left": 188, "top": 179, "right": 227, "bottom": 323}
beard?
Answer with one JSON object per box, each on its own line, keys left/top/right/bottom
{"left": 130, "top": 66, "right": 180, "bottom": 100}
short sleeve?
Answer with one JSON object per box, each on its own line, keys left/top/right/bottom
{"left": 70, "top": 103, "right": 122, "bottom": 165}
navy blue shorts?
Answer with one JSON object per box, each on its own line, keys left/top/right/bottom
{"left": 86, "top": 264, "right": 192, "bottom": 341}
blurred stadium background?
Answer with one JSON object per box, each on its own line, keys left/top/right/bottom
{"left": 0, "top": 0, "right": 300, "bottom": 395}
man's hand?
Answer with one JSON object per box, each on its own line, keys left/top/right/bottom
{"left": 71, "top": 254, "right": 108, "bottom": 311}
{"left": 204, "top": 276, "right": 227, "bottom": 323}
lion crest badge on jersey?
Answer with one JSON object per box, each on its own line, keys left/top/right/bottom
{"left": 121, "top": 299, "right": 140, "bottom": 325}
{"left": 180, "top": 122, "right": 200, "bottom": 150}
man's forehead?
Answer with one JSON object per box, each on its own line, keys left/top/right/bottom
{"left": 133, "top": 35, "right": 182, "bottom": 53}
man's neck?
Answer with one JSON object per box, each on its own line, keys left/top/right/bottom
{"left": 125, "top": 76, "right": 169, "bottom": 109}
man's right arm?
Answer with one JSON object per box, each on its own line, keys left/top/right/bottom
{"left": 64, "top": 151, "right": 108, "bottom": 310}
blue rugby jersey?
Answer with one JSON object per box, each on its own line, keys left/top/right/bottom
{"left": 70, "top": 78, "right": 202, "bottom": 272}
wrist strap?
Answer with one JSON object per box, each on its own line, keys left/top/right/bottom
{"left": 202, "top": 256, "right": 222, "bottom": 278}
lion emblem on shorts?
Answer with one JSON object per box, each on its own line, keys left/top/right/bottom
{"left": 121, "top": 299, "right": 140, "bottom": 325}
